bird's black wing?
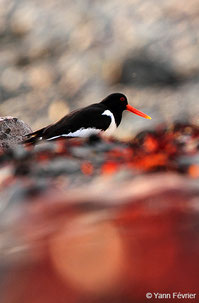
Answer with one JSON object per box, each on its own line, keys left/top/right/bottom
{"left": 42, "top": 104, "right": 111, "bottom": 140}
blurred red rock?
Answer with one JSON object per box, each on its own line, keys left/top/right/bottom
{"left": 0, "top": 122, "right": 199, "bottom": 302}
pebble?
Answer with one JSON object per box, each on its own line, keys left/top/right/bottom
{"left": 35, "top": 158, "right": 80, "bottom": 177}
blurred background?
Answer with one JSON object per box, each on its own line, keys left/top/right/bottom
{"left": 0, "top": 0, "right": 199, "bottom": 138}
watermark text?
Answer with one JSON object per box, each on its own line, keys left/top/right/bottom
{"left": 146, "top": 292, "right": 196, "bottom": 300}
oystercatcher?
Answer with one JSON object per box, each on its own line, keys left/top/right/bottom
{"left": 24, "top": 93, "right": 151, "bottom": 144}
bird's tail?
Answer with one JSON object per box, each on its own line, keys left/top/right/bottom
{"left": 23, "top": 127, "right": 45, "bottom": 145}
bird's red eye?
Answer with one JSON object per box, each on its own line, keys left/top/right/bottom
{"left": 120, "top": 97, "right": 125, "bottom": 101}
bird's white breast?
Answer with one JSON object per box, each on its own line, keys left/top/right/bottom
{"left": 102, "top": 110, "right": 117, "bottom": 135}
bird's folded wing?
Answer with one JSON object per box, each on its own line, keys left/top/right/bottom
{"left": 42, "top": 105, "right": 111, "bottom": 140}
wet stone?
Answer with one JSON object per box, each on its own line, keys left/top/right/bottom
{"left": 92, "top": 142, "right": 115, "bottom": 153}
{"left": 34, "top": 158, "right": 80, "bottom": 177}
{"left": 34, "top": 141, "right": 57, "bottom": 153}
{"left": 12, "top": 145, "right": 32, "bottom": 161}
{"left": 70, "top": 146, "right": 94, "bottom": 158}
{"left": 178, "top": 155, "right": 199, "bottom": 166}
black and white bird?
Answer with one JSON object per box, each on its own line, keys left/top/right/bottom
{"left": 24, "top": 93, "right": 151, "bottom": 145}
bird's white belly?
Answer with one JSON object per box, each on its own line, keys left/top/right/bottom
{"left": 102, "top": 110, "right": 117, "bottom": 135}
{"left": 46, "top": 128, "right": 101, "bottom": 140}
{"left": 64, "top": 128, "right": 101, "bottom": 137}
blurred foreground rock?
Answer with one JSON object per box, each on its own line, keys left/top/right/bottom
{"left": 0, "top": 117, "right": 32, "bottom": 151}
{"left": 0, "top": 121, "right": 199, "bottom": 303}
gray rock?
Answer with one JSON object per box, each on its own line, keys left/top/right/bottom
{"left": 0, "top": 117, "right": 32, "bottom": 151}
{"left": 34, "top": 157, "right": 80, "bottom": 177}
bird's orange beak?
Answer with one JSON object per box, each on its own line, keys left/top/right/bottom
{"left": 126, "top": 104, "right": 151, "bottom": 119}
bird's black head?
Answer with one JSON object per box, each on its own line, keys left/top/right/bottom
{"left": 100, "top": 93, "right": 151, "bottom": 125}
{"left": 100, "top": 93, "right": 128, "bottom": 113}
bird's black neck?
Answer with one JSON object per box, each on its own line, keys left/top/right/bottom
{"left": 100, "top": 100, "right": 124, "bottom": 127}
{"left": 113, "top": 111, "right": 123, "bottom": 126}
